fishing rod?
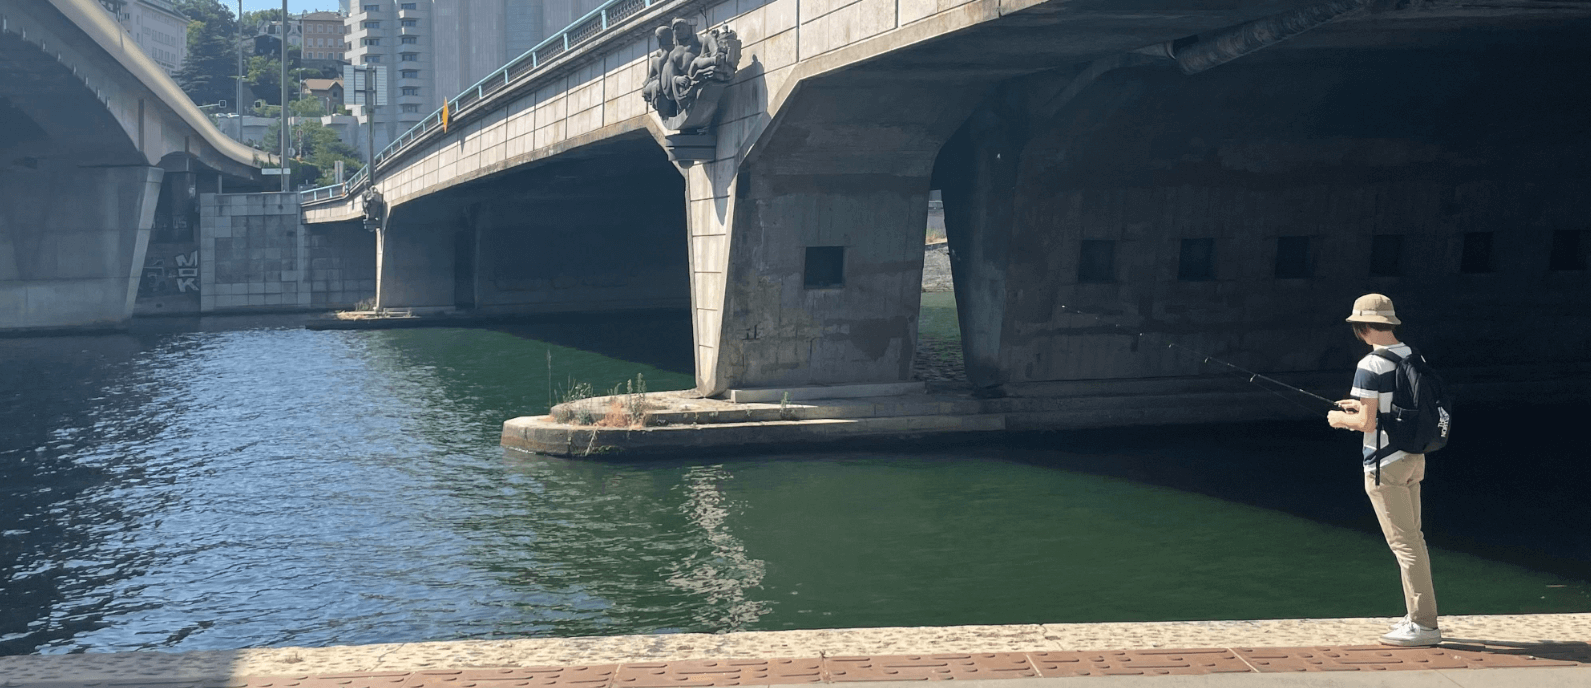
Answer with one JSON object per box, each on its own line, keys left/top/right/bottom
{"left": 1055, "top": 302, "right": 1342, "bottom": 417}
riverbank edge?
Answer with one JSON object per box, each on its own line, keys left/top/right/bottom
{"left": 501, "top": 363, "right": 1591, "bottom": 457}
{"left": 2, "top": 614, "right": 1587, "bottom": 683}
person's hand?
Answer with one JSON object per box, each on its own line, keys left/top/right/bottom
{"left": 1335, "top": 399, "right": 1363, "bottom": 413}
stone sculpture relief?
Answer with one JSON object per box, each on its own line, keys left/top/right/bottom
{"left": 642, "top": 19, "right": 742, "bottom": 134}
{"left": 362, "top": 188, "right": 385, "bottom": 231}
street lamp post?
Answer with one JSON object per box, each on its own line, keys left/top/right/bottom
{"left": 280, "top": 0, "right": 289, "bottom": 192}
{"left": 364, "top": 64, "right": 376, "bottom": 174}
{"left": 235, "top": 0, "right": 243, "bottom": 123}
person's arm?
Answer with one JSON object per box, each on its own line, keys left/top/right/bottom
{"left": 1328, "top": 397, "right": 1377, "bottom": 433}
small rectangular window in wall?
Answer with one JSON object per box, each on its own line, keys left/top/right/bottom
{"left": 1274, "top": 236, "right": 1313, "bottom": 279}
{"left": 1549, "top": 229, "right": 1586, "bottom": 271}
{"left": 804, "top": 246, "right": 845, "bottom": 289}
{"left": 1370, "top": 234, "right": 1404, "bottom": 277}
{"left": 1178, "top": 238, "right": 1216, "bottom": 281}
{"left": 1077, "top": 240, "right": 1115, "bottom": 283}
{"left": 1461, "top": 231, "right": 1494, "bottom": 273}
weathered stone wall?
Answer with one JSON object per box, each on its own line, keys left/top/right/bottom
{"left": 922, "top": 242, "right": 952, "bottom": 292}
{"left": 989, "top": 48, "right": 1591, "bottom": 385}
{"left": 135, "top": 172, "right": 202, "bottom": 315}
{"left": 198, "top": 193, "right": 374, "bottom": 312}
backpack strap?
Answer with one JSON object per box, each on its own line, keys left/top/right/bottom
{"left": 1370, "top": 348, "right": 1405, "bottom": 364}
{"left": 1365, "top": 347, "right": 1407, "bottom": 486}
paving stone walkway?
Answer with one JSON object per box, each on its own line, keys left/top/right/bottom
{"left": 3, "top": 615, "right": 1588, "bottom": 688}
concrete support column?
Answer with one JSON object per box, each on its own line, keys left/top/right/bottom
{"left": 935, "top": 98, "right": 1026, "bottom": 393}
{"left": 684, "top": 161, "right": 930, "bottom": 396}
{"left": 0, "top": 164, "right": 164, "bottom": 332}
{"left": 681, "top": 77, "right": 988, "bottom": 396}
{"left": 375, "top": 199, "right": 460, "bottom": 311}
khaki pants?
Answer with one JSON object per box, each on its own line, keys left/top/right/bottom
{"left": 1365, "top": 454, "right": 1438, "bottom": 628}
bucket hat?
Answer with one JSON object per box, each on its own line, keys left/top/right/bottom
{"left": 1345, "top": 293, "right": 1401, "bottom": 325}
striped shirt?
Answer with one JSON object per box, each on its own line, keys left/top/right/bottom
{"left": 1350, "top": 342, "right": 1414, "bottom": 471}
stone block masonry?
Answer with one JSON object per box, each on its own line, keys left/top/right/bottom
{"left": 198, "top": 194, "right": 375, "bottom": 313}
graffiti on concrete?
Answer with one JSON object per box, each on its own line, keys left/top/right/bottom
{"left": 139, "top": 249, "right": 200, "bottom": 296}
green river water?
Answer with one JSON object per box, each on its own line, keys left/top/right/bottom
{"left": 1, "top": 302, "right": 1585, "bottom": 655}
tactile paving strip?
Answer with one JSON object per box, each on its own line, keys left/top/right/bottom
{"left": 1235, "top": 643, "right": 1591, "bottom": 672}
{"left": 614, "top": 658, "right": 823, "bottom": 686}
{"left": 399, "top": 664, "right": 618, "bottom": 687}
{"left": 824, "top": 653, "right": 1037, "bottom": 682}
{"left": 1030, "top": 649, "right": 1253, "bottom": 677}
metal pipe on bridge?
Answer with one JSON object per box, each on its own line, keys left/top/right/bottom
{"left": 1172, "top": 0, "right": 1369, "bottom": 74}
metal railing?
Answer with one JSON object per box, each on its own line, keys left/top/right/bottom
{"left": 300, "top": 0, "right": 668, "bottom": 206}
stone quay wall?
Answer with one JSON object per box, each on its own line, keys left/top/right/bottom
{"left": 197, "top": 193, "right": 375, "bottom": 313}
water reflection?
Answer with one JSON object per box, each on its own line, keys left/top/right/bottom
{"left": 1, "top": 319, "right": 1586, "bottom": 656}
{"left": 667, "top": 466, "right": 770, "bottom": 631}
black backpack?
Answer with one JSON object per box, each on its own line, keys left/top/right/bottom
{"left": 1370, "top": 347, "right": 1453, "bottom": 483}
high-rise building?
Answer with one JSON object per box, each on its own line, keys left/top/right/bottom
{"left": 431, "top": 0, "right": 604, "bottom": 102}
{"left": 100, "top": 0, "right": 189, "bottom": 75}
{"left": 346, "top": 0, "right": 434, "bottom": 153}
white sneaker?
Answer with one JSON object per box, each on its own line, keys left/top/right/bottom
{"left": 1380, "top": 620, "right": 1442, "bottom": 647}
{"left": 1389, "top": 614, "right": 1410, "bottom": 631}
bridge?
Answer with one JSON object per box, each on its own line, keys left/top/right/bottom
{"left": 309, "top": 0, "right": 1591, "bottom": 400}
{"left": 1, "top": 0, "right": 271, "bottom": 332}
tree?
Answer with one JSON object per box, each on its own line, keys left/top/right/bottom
{"left": 264, "top": 118, "right": 364, "bottom": 187}
{"left": 289, "top": 96, "right": 327, "bottom": 118}
{"left": 174, "top": 0, "right": 240, "bottom": 110}
{"left": 241, "top": 8, "right": 285, "bottom": 34}
{"left": 245, "top": 47, "right": 303, "bottom": 106}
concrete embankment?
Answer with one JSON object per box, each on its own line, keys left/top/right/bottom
{"left": 502, "top": 362, "right": 1591, "bottom": 457}
{"left": 2, "top": 614, "right": 1586, "bottom": 686}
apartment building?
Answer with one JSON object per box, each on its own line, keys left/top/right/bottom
{"left": 101, "top": 0, "right": 189, "bottom": 75}
{"left": 302, "top": 11, "right": 351, "bottom": 64}
{"left": 431, "top": 0, "right": 604, "bottom": 102}
{"left": 346, "top": 0, "right": 434, "bottom": 152}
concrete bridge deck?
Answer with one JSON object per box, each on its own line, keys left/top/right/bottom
{"left": 2, "top": 614, "right": 1587, "bottom": 687}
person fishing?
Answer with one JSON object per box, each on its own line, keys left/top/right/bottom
{"left": 1055, "top": 295, "right": 1449, "bottom": 646}
{"left": 1326, "top": 294, "right": 1442, "bottom": 647}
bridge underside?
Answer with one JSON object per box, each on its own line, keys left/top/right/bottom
{"left": 1, "top": 4, "right": 266, "bottom": 333}
{"left": 378, "top": 132, "right": 689, "bottom": 315}
{"left": 361, "top": 0, "right": 1590, "bottom": 400}
{"left": 0, "top": 26, "right": 160, "bottom": 332}
{"left": 692, "top": 2, "right": 1591, "bottom": 396}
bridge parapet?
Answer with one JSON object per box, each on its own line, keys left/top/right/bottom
{"left": 301, "top": 0, "right": 690, "bottom": 211}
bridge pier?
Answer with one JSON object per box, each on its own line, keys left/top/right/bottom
{"left": 684, "top": 77, "right": 987, "bottom": 396}
{"left": 933, "top": 91, "right": 1026, "bottom": 395}
{"left": 0, "top": 164, "right": 163, "bottom": 333}
{"left": 377, "top": 198, "right": 459, "bottom": 312}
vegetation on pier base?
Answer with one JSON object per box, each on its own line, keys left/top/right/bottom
{"left": 552, "top": 374, "right": 653, "bottom": 428}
